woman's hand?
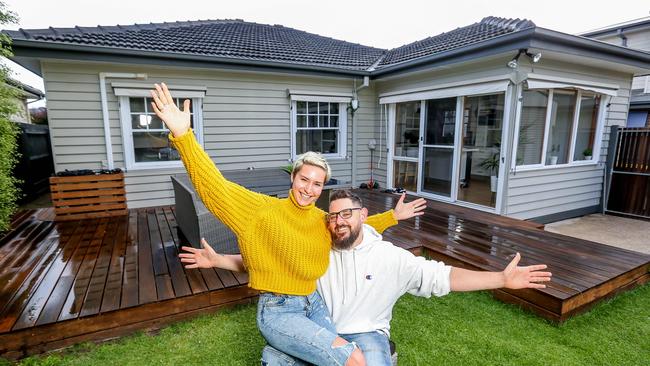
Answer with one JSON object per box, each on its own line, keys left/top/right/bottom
{"left": 150, "top": 82, "right": 191, "bottom": 137}
{"left": 179, "top": 238, "right": 221, "bottom": 269}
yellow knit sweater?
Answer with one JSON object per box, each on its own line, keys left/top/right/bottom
{"left": 170, "top": 130, "right": 398, "bottom": 295}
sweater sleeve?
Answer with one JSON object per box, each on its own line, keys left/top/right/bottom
{"left": 366, "top": 210, "right": 398, "bottom": 234}
{"left": 170, "top": 130, "right": 272, "bottom": 238}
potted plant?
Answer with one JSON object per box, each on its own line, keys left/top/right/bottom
{"left": 479, "top": 153, "right": 500, "bottom": 193}
{"left": 582, "top": 147, "right": 593, "bottom": 160}
{"left": 549, "top": 144, "right": 559, "bottom": 165}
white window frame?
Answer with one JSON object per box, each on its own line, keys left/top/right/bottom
{"left": 118, "top": 93, "right": 204, "bottom": 170}
{"left": 511, "top": 86, "right": 608, "bottom": 172}
{"left": 290, "top": 99, "right": 348, "bottom": 160}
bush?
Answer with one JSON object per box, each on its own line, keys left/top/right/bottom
{"left": 0, "top": 1, "right": 20, "bottom": 232}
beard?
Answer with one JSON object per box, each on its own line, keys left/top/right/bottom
{"left": 331, "top": 223, "right": 362, "bottom": 250}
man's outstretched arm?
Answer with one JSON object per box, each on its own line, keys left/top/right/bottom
{"left": 450, "top": 253, "right": 552, "bottom": 292}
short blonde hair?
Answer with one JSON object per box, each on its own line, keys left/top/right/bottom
{"left": 293, "top": 151, "right": 331, "bottom": 182}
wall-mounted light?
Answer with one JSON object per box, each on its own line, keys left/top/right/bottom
{"left": 507, "top": 48, "right": 542, "bottom": 69}
{"left": 350, "top": 97, "right": 359, "bottom": 111}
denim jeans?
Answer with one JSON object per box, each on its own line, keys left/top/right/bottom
{"left": 257, "top": 291, "right": 355, "bottom": 366}
{"left": 262, "top": 330, "right": 392, "bottom": 366}
{"left": 340, "top": 331, "right": 392, "bottom": 366}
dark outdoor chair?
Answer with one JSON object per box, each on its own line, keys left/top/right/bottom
{"left": 170, "top": 168, "right": 291, "bottom": 253}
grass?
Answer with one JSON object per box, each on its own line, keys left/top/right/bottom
{"left": 2, "top": 283, "right": 648, "bottom": 366}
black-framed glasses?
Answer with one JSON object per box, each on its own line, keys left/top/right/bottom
{"left": 325, "top": 208, "right": 362, "bottom": 223}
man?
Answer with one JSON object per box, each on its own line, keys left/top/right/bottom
{"left": 181, "top": 190, "right": 552, "bottom": 365}
{"left": 263, "top": 189, "right": 551, "bottom": 365}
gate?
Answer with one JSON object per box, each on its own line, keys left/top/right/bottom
{"left": 605, "top": 126, "right": 650, "bottom": 219}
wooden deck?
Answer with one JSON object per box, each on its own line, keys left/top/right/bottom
{"left": 0, "top": 206, "right": 257, "bottom": 360}
{"left": 355, "top": 190, "right": 650, "bottom": 323}
{"left": 1, "top": 190, "right": 649, "bottom": 359}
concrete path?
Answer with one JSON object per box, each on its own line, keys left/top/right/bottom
{"left": 545, "top": 214, "right": 650, "bottom": 254}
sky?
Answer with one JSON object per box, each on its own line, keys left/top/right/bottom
{"left": 3, "top": 0, "right": 650, "bottom": 95}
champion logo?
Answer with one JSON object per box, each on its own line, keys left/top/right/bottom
{"left": 365, "top": 275, "right": 373, "bottom": 280}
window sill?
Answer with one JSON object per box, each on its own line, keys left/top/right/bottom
{"left": 512, "top": 160, "right": 600, "bottom": 173}
{"left": 125, "top": 162, "right": 185, "bottom": 171}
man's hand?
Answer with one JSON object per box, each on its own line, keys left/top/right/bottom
{"left": 502, "top": 253, "right": 552, "bottom": 289}
{"left": 392, "top": 193, "right": 427, "bottom": 221}
{"left": 179, "top": 238, "right": 220, "bottom": 269}
{"left": 150, "top": 82, "right": 191, "bottom": 137}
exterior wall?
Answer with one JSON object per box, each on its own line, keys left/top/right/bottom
{"left": 42, "top": 61, "right": 376, "bottom": 208}
{"left": 372, "top": 57, "right": 634, "bottom": 220}
{"left": 505, "top": 60, "right": 632, "bottom": 220}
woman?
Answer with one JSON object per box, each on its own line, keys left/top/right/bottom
{"left": 150, "top": 83, "right": 425, "bottom": 365}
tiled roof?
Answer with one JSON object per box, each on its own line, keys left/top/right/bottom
{"left": 6, "top": 20, "right": 386, "bottom": 71}
{"left": 5, "top": 17, "right": 535, "bottom": 72}
{"left": 379, "top": 17, "right": 535, "bottom": 67}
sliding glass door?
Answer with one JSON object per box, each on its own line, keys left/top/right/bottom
{"left": 456, "top": 94, "right": 504, "bottom": 208}
{"left": 420, "top": 98, "right": 457, "bottom": 198}
{"left": 392, "top": 102, "right": 420, "bottom": 192}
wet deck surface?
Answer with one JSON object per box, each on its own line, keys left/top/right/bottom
{"left": 1, "top": 191, "right": 648, "bottom": 359}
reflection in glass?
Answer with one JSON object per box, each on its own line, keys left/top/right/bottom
{"left": 546, "top": 91, "right": 576, "bottom": 165}
{"left": 133, "top": 132, "right": 180, "bottom": 162}
{"left": 394, "top": 102, "right": 420, "bottom": 158}
{"left": 424, "top": 98, "right": 456, "bottom": 146}
{"left": 457, "top": 94, "right": 504, "bottom": 208}
{"left": 296, "top": 130, "right": 338, "bottom": 154}
{"left": 421, "top": 148, "right": 453, "bottom": 197}
{"left": 393, "top": 160, "right": 418, "bottom": 192}
{"left": 517, "top": 89, "right": 548, "bottom": 165}
{"left": 573, "top": 94, "right": 600, "bottom": 161}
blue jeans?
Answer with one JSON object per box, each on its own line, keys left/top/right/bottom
{"left": 262, "top": 331, "right": 392, "bottom": 366}
{"left": 257, "top": 291, "right": 355, "bottom": 366}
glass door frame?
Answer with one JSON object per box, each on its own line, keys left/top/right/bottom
{"left": 386, "top": 103, "right": 420, "bottom": 195}
{"left": 385, "top": 84, "right": 513, "bottom": 214}
{"left": 416, "top": 99, "right": 463, "bottom": 203}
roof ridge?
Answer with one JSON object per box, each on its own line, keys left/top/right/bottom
{"left": 480, "top": 16, "right": 535, "bottom": 31}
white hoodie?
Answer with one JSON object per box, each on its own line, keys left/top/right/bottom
{"left": 317, "top": 224, "right": 451, "bottom": 336}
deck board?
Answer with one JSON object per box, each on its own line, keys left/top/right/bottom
{"left": 0, "top": 191, "right": 648, "bottom": 359}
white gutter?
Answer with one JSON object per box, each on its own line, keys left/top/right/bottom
{"left": 99, "top": 72, "right": 147, "bottom": 169}
{"left": 351, "top": 76, "right": 370, "bottom": 188}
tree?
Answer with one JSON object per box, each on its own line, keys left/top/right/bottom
{"left": 0, "top": 1, "right": 21, "bottom": 232}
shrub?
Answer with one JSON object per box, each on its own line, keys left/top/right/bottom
{"left": 0, "top": 1, "right": 20, "bottom": 232}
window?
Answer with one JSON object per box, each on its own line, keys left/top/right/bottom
{"left": 515, "top": 88, "right": 603, "bottom": 168}
{"left": 119, "top": 96, "right": 203, "bottom": 169}
{"left": 292, "top": 101, "right": 347, "bottom": 158}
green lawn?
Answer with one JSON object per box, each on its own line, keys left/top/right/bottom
{"left": 3, "top": 283, "right": 648, "bottom": 366}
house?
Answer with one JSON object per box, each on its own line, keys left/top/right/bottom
{"left": 6, "top": 78, "right": 44, "bottom": 124}
{"left": 582, "top": 17, "right": 650, "bottom": 127}
{"left": 5, "top": 17, "right": 650, "bottom": 222}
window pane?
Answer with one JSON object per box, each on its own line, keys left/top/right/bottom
{"left": 424, "top": 97, "right": 456, "bottom": 146}
{"left": 393, "top": 160, "right": 418, "bottom": 192}
{"left": 319, "top": 102, "right": 329, "bottom": 115}
{"left": 308, "top": 115, "right": 318, "bottom": 128}
{"left": 297, "top": 101, "right": 307, "bottom": 114}
{"left": 546, "top": 91, "right": 576, "bottom": 165}
{"left": 394, "top": 101, "right": 420, "bottom": 157}
{"left": 297, "top": 115, "right": 307, "bottom": 128}
{"left": 319, "top": 115, "right": 328, "bottom": 127}
{"left": 132, "top": 114, "right": 151, "bottom": 130}
{"left": 130, "top": 98, "right": 145, "bottom": 113}
{"left": 573, "top": 94, "right": 600, "bottom": 161}
{"left": 133, "top": 132, "right": 180, "bottom": 162}
{"left": 330, "top": 116, "right": 338, "bottom": 127}
{"left": 517, "top": 89, "right": 548, "bottom": 165}
{"left": 149, "top": 115, "right": 164, "bottom": 130}
{"left": 296, "top": 130, "right": 338, "bottom": 154}
{"left": 421, "top": 148, "right": 454, "bottom": 197}
{"left": 330, "top": 103, "right": 339, "bottom": 114}
{"left": 308, "top": 102, "right": 318, "bottom": 114}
